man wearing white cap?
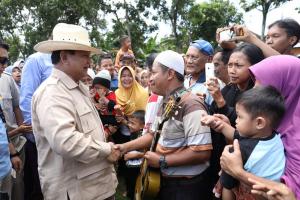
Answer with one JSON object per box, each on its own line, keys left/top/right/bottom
{"left": 118, "top": 50, "right": 212, "bottom": 200}
{"left": 31, "top": 23, "right": 119, "bottom": 200}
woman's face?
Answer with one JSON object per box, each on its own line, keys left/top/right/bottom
{"left": 121, "top": 68, "right": 134, "bottom": 89}
{"left": 266, "top": 25, "right": 292, "bottom": 54}
{"left": 228, "top": 52, "right": 251, "bottom": 89}
{"left": 12, "top": 67, "right": 21, "bottom": 83}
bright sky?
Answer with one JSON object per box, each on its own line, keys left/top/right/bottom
{"left": 235, "top": 0, "right": 300, "bottom": 35}
{"left": 109, "top": 0, "right": 300, "bottom": 39}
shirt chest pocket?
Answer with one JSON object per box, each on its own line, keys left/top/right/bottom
{"left": 76, "top": 105, "right": 97, "bottom": 134}
{"left": 0, "top": 93, "right": 13, "bottom": 114}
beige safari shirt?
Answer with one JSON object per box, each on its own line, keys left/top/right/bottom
{"left": 32, "top": 68, "right": 117, "bottom": 200}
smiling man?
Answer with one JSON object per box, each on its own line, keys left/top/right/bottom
{"left": 184, "top": 39, "right": 214, "bottom": 105}
{"left": 118, "top": 50, "right": 212, "bottom": 200}
{"left": 31, "top": 23, "right": 119, "bottom": 200}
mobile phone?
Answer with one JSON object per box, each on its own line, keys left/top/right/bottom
{"left": 219, "top": 29, "right": 234, "bottom": 42}
{"left": 205, "top": 63, "right": 215, "bottom": 81}
{"left": 220, "top": 29, "right": 244, "bottom": 42}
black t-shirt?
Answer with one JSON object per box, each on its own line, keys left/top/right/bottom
{"left": 220, "top": 130, "right": 276, "bottom": 189}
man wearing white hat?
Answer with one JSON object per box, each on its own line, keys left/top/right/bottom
{"left": 118, "top": 50, "right": 212, "bottom": 200}
{"left": 31, "top": 23, "right": 119, "bottom": 200}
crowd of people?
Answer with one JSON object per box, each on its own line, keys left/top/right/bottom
{"left": 0, "top": 17, "right": 300, "bottom": 200}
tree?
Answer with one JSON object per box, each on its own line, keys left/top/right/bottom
{"left": 137, "top": 0, "right": 194, "bottom": 52}
{"left": 104, "top": 0, "right": 158, "bottom": 59}
{"left": 0, "top": 0, "right": 108, "bottom": 59}
{"left": 240, "top": 0, "right": 291, "bottom": 38}
{"left": 187, "top": 0, "right": 243, "bottom": 48}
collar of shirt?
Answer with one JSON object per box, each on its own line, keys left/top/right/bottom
{"left": 52, "top": 68, "right": 78, "bottom": 89}
{"left": 186, "top": 72, "right": 206, "bottom": 87}
{"left": 196, "top": 72, "right": 206, "bottom": 83}
{"left": 52, "top": 68, "right": 90, "bottom": 97}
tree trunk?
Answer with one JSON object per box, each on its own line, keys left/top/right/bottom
{"left": 261, "top": 1, "right": 271, "bottom": 40}
{"left": 261, "top": 10, "right": 267, "bottom": 39}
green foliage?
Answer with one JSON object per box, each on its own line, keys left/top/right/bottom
{"left": 1, "top": 0, "right": 108, "bottom": 58}
{"left": 239, "top": 0, "right": 290, "bottom": 37}
{"left": 136, "top": 0, "right": 194, "bottom": 52}
{"left": 0, "top": 0, "right": 245, "bottom": 62}
{"left": 187, "top": 0, "right": 243, "bottom": 48}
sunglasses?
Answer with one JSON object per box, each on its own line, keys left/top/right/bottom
{"left": 0, "top": 57, "right": 9, "bottom": 65}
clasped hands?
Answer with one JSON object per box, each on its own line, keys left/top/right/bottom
{"left": 106, "top": 143, "right": 161, "bottom": 168}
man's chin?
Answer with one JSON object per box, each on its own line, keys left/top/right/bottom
{"left": 150, "top": 88, "right": 162, "bottom": 96}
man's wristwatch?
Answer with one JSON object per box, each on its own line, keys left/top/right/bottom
{"left": 159, "top": 155, "right": 168, "bottom": 169}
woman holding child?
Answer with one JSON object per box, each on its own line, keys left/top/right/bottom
{"left": 206, "top": 43, "right": 265, "bottom": 195}
{"left": 220, "top": 55, "right": 300, "bottom": 200}
{"left": 114, "top": 66, "right": 148, "bottom": 199}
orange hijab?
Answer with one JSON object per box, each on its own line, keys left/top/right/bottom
{"left": 115, "top": 66, "right": 148, "bottom": 115}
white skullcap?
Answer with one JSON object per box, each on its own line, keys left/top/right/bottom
{"left": 87, "top": 68, "right": 95, "bottom": 79}
{"left": 154, "top": 50, "right": 184, "bottom": 75}
{"left": 95, "top": 69, "right": 111, "bottom": 81}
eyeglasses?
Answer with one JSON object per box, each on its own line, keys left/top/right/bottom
{"left": 0, "top": 57, "right": 9, "bottom": 65}
{"left": 184, "top": 55, "right": 201, "bottom": 62}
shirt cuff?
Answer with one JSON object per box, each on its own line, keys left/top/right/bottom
{"left": 99, "top": 142, "right": 112, "bottom": 157}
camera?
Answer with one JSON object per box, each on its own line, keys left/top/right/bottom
{"left": 219, "top": 29, "right": 244, "bottom": 42}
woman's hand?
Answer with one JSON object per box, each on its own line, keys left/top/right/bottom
{"left": 220, "top": 139, "right": 244, "bottom": 178}
{"left": 230, "top": 25, "right": 257, "bottom": 44}
{"left": 249, "top": 178, "right": 296, "bottom": 200}
{"left": 201, "top": 114, "right": 230, "bottom": 133}
{"left": 201, "top": 115, "right": 218, "bottom": 127}
{"left": 206, "top": 78, "right": 226, "bottom": 108}
{"left": 213, "top": 114, "right": 230, "bottom": 125}
{"left": 216, "top": 27, "right": 237, "bottom": 50}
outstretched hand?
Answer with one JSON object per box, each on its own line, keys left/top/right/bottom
{"left": 201, "top": 114, "right": 230, "bottom": 133}
{"left": 107, "top": 142, "right": 121, "bottom": 163}
{"left": 249, "top": 178, "right": 296, "bottom": 200}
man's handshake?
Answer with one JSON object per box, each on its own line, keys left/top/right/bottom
{"left": 107, "top": 142, "right": 121, "bottom": 163}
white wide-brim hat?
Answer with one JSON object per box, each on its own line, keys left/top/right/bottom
{"left": 34, "top": 23, "right": 101, "bottom": 54}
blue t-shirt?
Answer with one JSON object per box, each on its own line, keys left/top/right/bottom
{"left": 0, "top": 106, "right": 11, "bottom": 180}
{"left": 221, "top": 130, "right": 285, "bottom": 189}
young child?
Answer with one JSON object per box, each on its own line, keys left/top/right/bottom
{"left": 124, "top": 110, "right": 145, "bottom": 200}
{"left": 201, "top": 86, "right": 286, "bottom": 200}
{"left": 92, "top": 69, "right": 118, "bottom": 139}
{"left": 115, "top": 35, "right": 135, "bottom": 70}
{"left": 119, "top": 54, "right": 137, "bottom": 70}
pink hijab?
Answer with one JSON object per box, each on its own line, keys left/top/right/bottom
{"left": 249, "top": 55, "right": 300, "bottom": 198}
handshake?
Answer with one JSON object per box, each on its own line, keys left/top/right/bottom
{"left": 106, "top": 142, "right": 126, "bottom": 163}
